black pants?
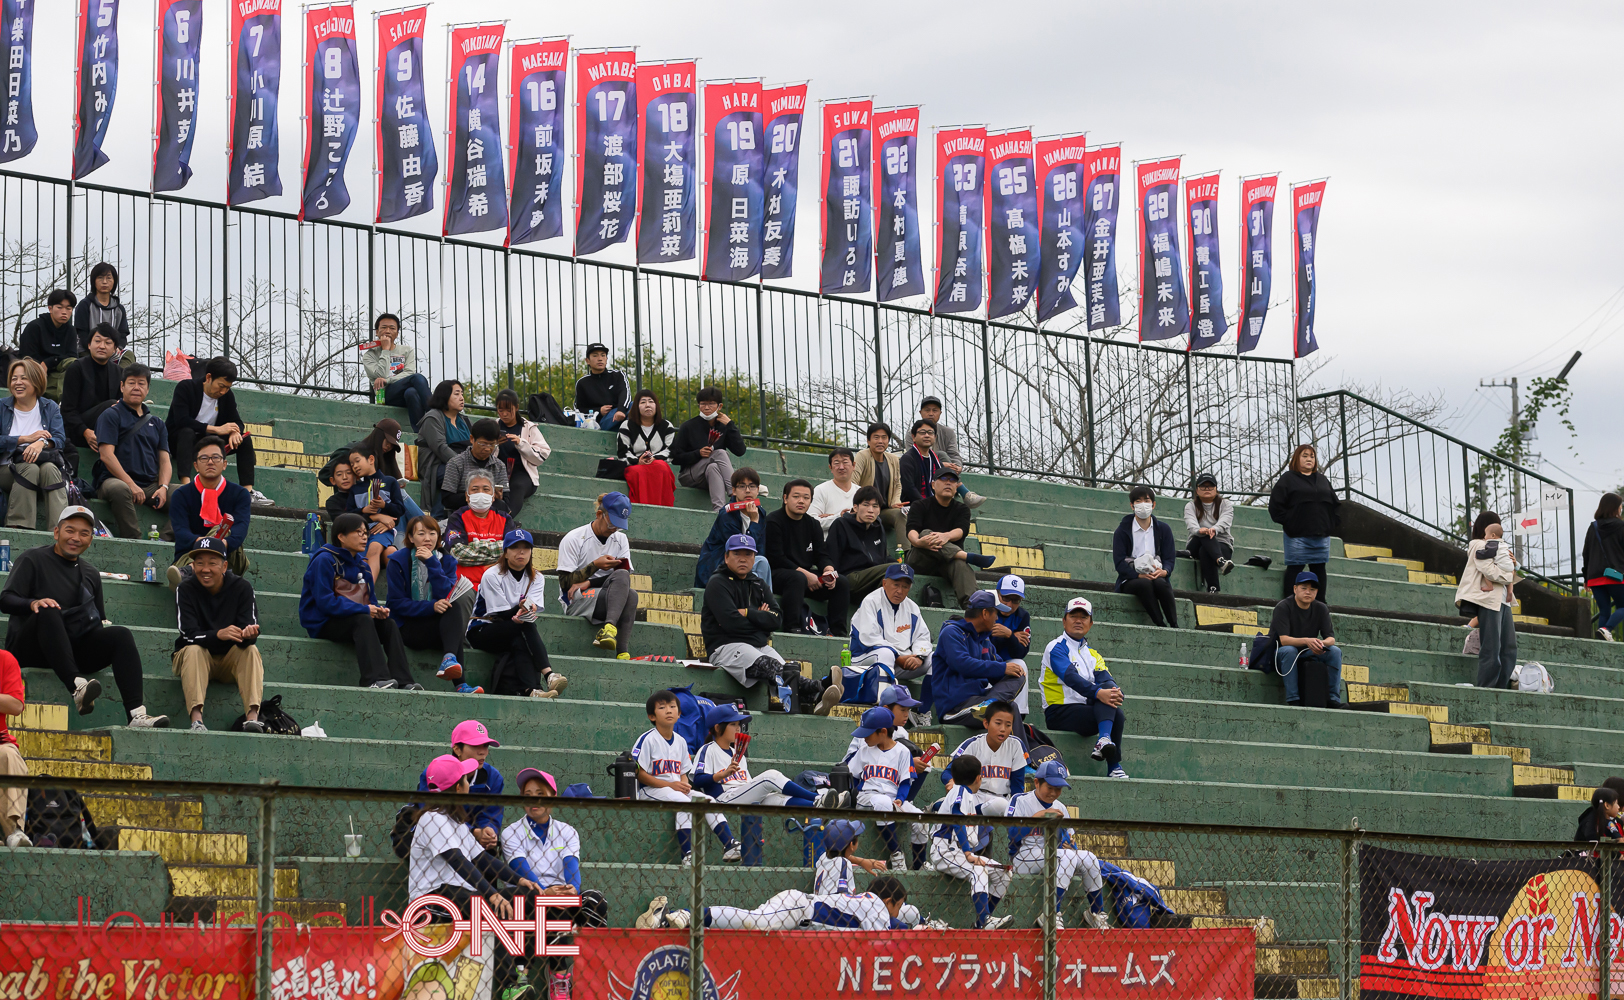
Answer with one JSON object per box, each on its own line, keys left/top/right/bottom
{"left": 318, "top": 614, "right": 413, "bottom": 686}
{"left": 468, "top": 618, "right": 552, "bottom": 694}
{"left": 1045, "top": 702, "right": 1125, "bottom": 766}
{"left": 66, "top": 399, "right": 119, "bottom": 477}
{"left": 1120, "top": 576, "right": 1178, "bottom": 627}
{"left": 397, "top": 612, "right": 466, "bottom": 659}
{"left": 531, "top": 890, "right": 609, "bottom": 977}
{"left": 772, "top": 567, "right": 851, "bottom": 634}
{"left": 172, "top": 426, "right": 256, "bottom": 488}
{"left": 507, "top": 466, "right": 536, "bottom": 521}
{"left": 1187, "top": 535, "right": 1234, "bottom": 591}
{"left": 1283, "top": 563, "right": 1329, "bottom": 604}
{"left": 945, "top": 673, "right": 1025, "bottom": 728}
{"left": 11, "top": 611, "right": 145, "bottom": 719}
{"left": 422, "top": 885, "right": 518, "bottom": 992}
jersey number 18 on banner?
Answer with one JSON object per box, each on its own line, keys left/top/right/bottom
{"left": 636, "top": 61, "right": 696, "bottom": 264}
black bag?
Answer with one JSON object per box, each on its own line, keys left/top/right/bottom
{"left": 919, "top": 584, "right": 945, "bottom": 608}
{"left": 1297, "top": 656, "right": 1331, "bottom": 709}
{"left": 1248, "top": 633, "right": 1277, "bottom": 671}
{"left": 25, "top": 787, "right": 98, "bottom": 849}
{"left": 390, "top": 804, "right": 419, "bottom": 859}
{"left": 231, "top": 694, "right": 301, "bottom": 734}
{"left": 525, "top": 392, "right": 571, "bottom": 427}
{"left": 1022, "top": 721, "right": 1056, "bottom": 751}
{"left": 595, "top": 457, "right": 628, "bottom": 480}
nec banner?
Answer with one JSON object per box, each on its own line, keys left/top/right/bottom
{"left": 759, "top": 83, "right": 805, "bottom": 280}
{"left": 375, "top": 7, "right": 436, "bottom": 224}
{"left": 443, "top": 24, "right": 506, "bottom": 236}
{"left": 575, "top": 49, "right": 637, "bottom": 257}
{"left": 701, "top": 79, "right": 764, "bottom": 279}
{"left": 1034, "top": 135, "right": 1086, "bottom": 323}
{"left": 1081, "top": 144, "right": 1121, "bottom": 331}
{"left": 933, "top": 126, "right": 985, "bottom": 315}
{"left": 227, "top": 0, "right": 282, "bottom": 206}
{"left": 1185, "top": 172, "right": 1226, "bottom": 351}
{"left": 1238, "top": 174, "right": 1277, "bottom": 354}
{"left": 873, "top": 106, "right": 922, "bottom": 302}
{"left": 819, "top": 98, "right": 872, "bottom": 295}
{"left": 987, "top": 129, "right": 1039, "bottom": 321}
{"left": 1292, "top": 179, "right": 1326, "bottom": 357}
{"left": 0, "top": 0, "right": 37, "bottom": 163}
{"left": 507, "top": 37, "right": 568, "bottom": 246}
{"left": 636, "top": 61, "right": 697, "bottom": 265}
{"left": 1137, "top": 156, "right": 1188, "bottom": 342}
{"left": 298, "top": 4, "right": 358, "bottom": 220}
{"left": 73, "top": 0, "right": 118, "bottom": 179}
{"left": 152, "top": 0, "right": 201, "bottom": 191}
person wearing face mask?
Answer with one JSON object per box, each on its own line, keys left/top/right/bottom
{"left": 1112, "top": 486, "right": 1179, "bottom": 628}
{"left": 672, "top": 385, "right": 748, "bottom": 511}
{"left": 438, "top": 419, "right": 510, "bottom": 516}
{"left": 443, "top": 473, "right": 513, "bottom": 589}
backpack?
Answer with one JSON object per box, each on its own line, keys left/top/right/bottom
{"left": 525, "top": 392, "right": 571, "bottom": 427}
{"left": 231, "top": 694, "right": 301, "bottom": 734}
{"left": 26, "top": 787, "right": 97, "bottom": 849}
{"left": 1512, "top": 662, "right": 1554, "bottom": 693}
{"left": 1100, "top": 859, "right": 1174, "bottom": 928}
{"left": 919, "top": 585, "right": 945, "bottom": 609}
{"left": 667, "top": 684, "right": 719, "bottom": 752}
{"left": 1248, "top": 633, "right": 1277, "bottom": 671}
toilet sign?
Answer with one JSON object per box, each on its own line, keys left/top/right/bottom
{"left": 1540, "top": 484, "right": 1568, "bottom": 510}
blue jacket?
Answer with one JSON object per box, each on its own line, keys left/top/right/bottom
{"left": 992, "top": 605, "right": 1031, "bottom": 662}
{"left": 0, "top": 395, "right": 66, "bottom": 458}
{"left": 386, "top": 547, "right": 461, "bottom": 619}
{"left": 416, "top": 760, "right": 505, "bottom": 835}
{"left": 299, "top": 543, "right": 374, "bottom": 635}
{"left": 930, "top": 616, "right": 1010, "bottom": 716}
{"left": 1112, "top": 514, "right": 1177, "bottom": 590}
{"left": 693, "top": 505, "right": 767, "bottom": 587}
{"left": 169, "top": 479, "right": 252, "bottom": 561}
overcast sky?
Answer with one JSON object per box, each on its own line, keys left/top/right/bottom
{"left": 17, "top": 1, "right": 1624, "bottom": 506}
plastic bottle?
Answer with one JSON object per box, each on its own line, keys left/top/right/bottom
{"left": 142, "top": 552, "right": 157, "bottom": 584}
{"left": 1239, "top": 641, "right": 1250, "bottom": 670}
{"left": 0, "top": 538, "right": 10, "bottom": 573}
{"left": 840, "top": 647, "right": 852, "bottom": 670}
{"left": 147, "top": 525, "right": 160, "bottom": 541}
{"left": 375, "top": 384, "right": 386, "bottom": 405}
{"left": 302, "top": 513, "right": 320, "bottom": 555}
{"left": 895, "top": 543, "right": 905, "bottom": 563}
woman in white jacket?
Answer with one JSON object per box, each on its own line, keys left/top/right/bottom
{"left": 1453, "top": 512, "right": 1518, "bottom": 689}
{"left": 493, "top": 389, "right": 551, "bottom": 519}
{"left": 469, "top": 529, "right": 568, "bottom": 698}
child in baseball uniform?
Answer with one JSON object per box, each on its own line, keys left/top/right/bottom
{"left": 633, "top": 689, "right": 740, "bottom": 865}
{"left": 842, "top": 706, "right": 925, "bottom": 872}
{"left": 944, "top": 700, "right": 1029, "bottom": 819}
{"left": 662, "top": 875, "right": 913, "bottom": 931}
{"left": 692, "top": 703, "right": 841, "bottom": 808}
{"left": 1005, "top": 760, "right": 1108, "bottom": 930}
{"left": 929, "top": 755, "right": 1013, "bottom": 929}
{"left": 813, "top": 819, "right": 890, "bottom": 895}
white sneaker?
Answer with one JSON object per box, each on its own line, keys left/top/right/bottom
{"left": 721, "top": 842, "right": 742, "bottom": 862}
{"left": 634, "top": 896, "right": 668, "bottom": 929}
{"left": 1600, "top": 627, "right": 1614, "bottom": 642}
{"left": 72, "top": 678, "right": 101, "bottom": 716}
{"left": 889, "top": 851, "right": 908, "bottom": 871}
{"left": 815, "top": 789, "right": 848, "bottom": 809}
{"left": 1034, "top": 914, "right": 1066, "bottom": 931}
{"left": 529, "top": 688, "right": 559, "bottom": 699}
{"left": 1091, "top": 735, "right": 1114, "bottom": 761}
{"left": 5, "top": 830, "right": 30, "bottom": 848}
{"left": 1085, "top": 910, "right": 1110, "bottom": 929}
{"left": 128, "top": 710, "right": 171, "bottom": 729}
{"left": 663, "top": 908, "right": 691, "bottom": 929}
{"left": 963, "top": 491, "right": 987, "bottom": 509}
{"left": 1108, "top": 766, "right": 1129, "bottom": 780}
{"left": 247, "top": 488, "right": 275, "bottom": 507}
{"left": 908, "top": 710, "right": 933, "bottom": 729}
{"left": 680, "top": 852, "right": 693, "bottom": 868}
{"left": 921, "top": 918, "right": 952, "bottom": 930}
{"left": 1219, "top": 557, "right": 1235, "bottom": 576}
{"left": 982, "top": 914, "right": 1013, "bottom": 930}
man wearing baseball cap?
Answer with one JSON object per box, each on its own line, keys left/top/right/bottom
{"left": 932, "top": 590, "right": 1027, "bottom": 728}
{"left": 1269, "top": 570, "right": 1343, "bottom": 708}
{"left": 172, "top": 537, "right": 264, "bottom": 732}
{"left": 1040, "top": 597, "right": 1129, "bottom": 778}
{"left": 0, "top": 506, "right": 167, "bottom": 728}
{"left": 840, "top": 563, "right": 934, "bottom": 708}
{"left": 416, "top": 720, "right": 506, "bottom": 850}
{"left": 1006, "top": 759, "right": 1110, "bottom": 929}
{"left": 574, "top": 342, "right": 630, "bottom": 431}
{"left": 700, "top": 534, "right": 830, "bottom": 712}
{"left": 905, "top": 468, "right": 997, "bottom": 610}
{"left": 556, "top": 492, "right": 638, "bottom": 658}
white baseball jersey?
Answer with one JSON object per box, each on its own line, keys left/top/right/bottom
{"left": 692, "top": 740, "right": 751, "bottom": 791}
{"left": 633, "top": 727, "right": 692, "bottom": 780}
{"left": 844, "top": 741, "right": 913, "bottom": 800}
{"left": 947, "top": 733, "right": 1028, "bottom": 798}
{"left": 814, "top": 852, "right": 859, "bottom": 895}
{"left": 930, "top": 784, "right": 987, "bottom": 849}
{"left": 556, "top": 523, "right": 633, "bottom": 584}
{"left": 845, "top": 723, "right": 909, "bottom": 760}
{"left": 408, "top": 810, "right": 483, "bottom": 899}
{"left": 1005, "top": 790, "right": 1068, "bottom": 855}
{"left": 500, "top": 816, "right": 581, "bottom": 887}
{"left": 705, "top": 889, "right": 896, "bottom": 931}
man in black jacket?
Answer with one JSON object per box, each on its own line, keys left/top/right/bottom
{"left": 766, "top": 478, "right": 851, "bottom": 635}
{"left": 172, "top": 537, "right": 265, "bottom": 732}
{"left": 572, "top": 343, "right": 630, "bottom": 430}
{"left": 699, "top": 535, "right": 831, "bottom": 712}
{"left": 905, "top": 470, "right": 993, "bottom": 609}
{"left": 18, "top": 290, "right": 77, "bottom": 399}
{"left": 671, "top": 385, "right": 748, "bottom": 510}
{"left": 898, "top": 419, "right": 944, "bottom": 504}
{"left": 825, "top": 486, "right": 890, "bottom": 600}
{"left": 166, "top": 357, "right": 273, "bottom": 506}
{"left": 60, "top": 324, "right": 124, "bottom": 456}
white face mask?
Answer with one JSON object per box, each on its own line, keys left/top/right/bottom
{"left": 1133, "top": 502, "right": 1154, "bottom": 520}
{"left": 468, "top": 492, "right": 494, "bottom": 513}
{"left": 700, "top": 410, "right": 720, "bottom": 421}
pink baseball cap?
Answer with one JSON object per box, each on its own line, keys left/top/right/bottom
{"left": 514, "top": 768, "right": 557, "bottom": 793}
{"left": 424, "top": 754, "right": 481, "bottom": 792}
{"left": 450, "top": 719, "right": 500, "bottom": 748}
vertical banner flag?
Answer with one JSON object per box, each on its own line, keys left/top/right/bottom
{"left": 152, "top": 0, "right": 201, "bottom": 191}
{"left": 700, "top": 78, "right": 763, "bottom": 279}
{"left": 227, "top": 0, "right": 282, "bottom": 205}
{"left": 376, "top": 7, "right": 437, "bottom": 223}
{"left": 1137, "top": 156, "right": 1188, "bottom": 342}
{"left": 759, "top": 82, "right": 805, "bottom": 280}
{"left": 1184, "top": 172, "right": 1226, "bottom": 350}
{"left": 986, "top": 128, "right": 1039, "bottom": 320}
{"left": 933, "top": 126, "right": 985, "bottom": 315}
{"left": 575, "top": 49, "right": 636, "bottom": 257}
{"left": 0, "top": 0, "right": 37, "bottom": 162}
{"left": 1237, "top": 173, "right": 1276, "bottom": 354}
{"left": 298, "top": 4, "right": 359, "bottom": 219}
{"left": 1081, "top": 143, "right": 1122, "bottom": 331}
{"left": 635, "top": 60, "right": 697, "bottom": 264}
{"left": 873, "top": 106, "right": 922, "bottom": 302}
{"left": 1034, "top": 134, "right": 1086, "bottom": 323}
{"left": 73, "top": 0, "right": 119, "bottom": 178}
{"left": 1292, "top": 179, "right": 1327, "bottom": 357}
{"left": 818, "top": 98, "right": 872, "bottom": 294}
{"left": 443, "top": 23, "right": 507, "bottom": 236}
{"left": 506, "top": 37, "right": 567, "bottom": 246}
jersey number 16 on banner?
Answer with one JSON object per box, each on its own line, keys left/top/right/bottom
{"left": 507, "top": 38, "right": 568, "bottom": 246}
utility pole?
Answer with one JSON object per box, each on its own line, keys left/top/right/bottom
{"left": 1480, "top": 376, "right": 1521, "bottom": 560}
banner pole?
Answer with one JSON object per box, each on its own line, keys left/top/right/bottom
{"left": 756, "top": 280, "right": 768, "bottom": 446}
{"left": 256, "top": 790, "right": 276, "bottom": 1000}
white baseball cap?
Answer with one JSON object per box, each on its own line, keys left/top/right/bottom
{"left": 996, "top": 574, "right": 1025, "bottom": 597}
{"left": 1065, "top": 597, "right": 1094, "bottom": 616}
{"left": 57, "top": 505, "right": 96, "bottom": 527}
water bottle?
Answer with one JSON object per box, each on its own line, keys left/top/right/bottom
{"left": 302, "top": 513, "right": 320, "bottom": 555}
{"left": 142, "top": 552, "right": 157, "bottom": 584}
{"left": 895, "top": 543, "right": 904, "bottom": 563}
{"left": 840, "top": 647, "right": 852, "bottom": 671}
{"left": 607, "top": 751, "right": 638, "bottom": 799}
{"left": 147, "top": 525, "right": 159, "bottom": 541}
{"left": 0, "top": 538, "right": 10, "bottom": 573}
{"left": 1239, "top": 641, "right": 1251, "bottom": 670}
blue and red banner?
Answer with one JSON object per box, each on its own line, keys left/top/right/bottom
{"left": 152, "top": 0, "right": 201, "bottom": 191}
{"left": 1237, "top": 174, "right": 1277, "bottom": 354}
{"left": 0, "top": 0, "right": 37, "bottom": 163}
{"left": 759, "top": 82, "right": 805, "bottom": 280}
{"left": 298, "top": 4, "right": 359, "bottom": 219}
{"left": 702, "top": 79, "right": 764, "bottom": 280}
{"left": 819, "top": 98, "right": 872, "bottom": 295}
{"left": 1137, "top": 156, "right": 1187, "bottom": 342}
{"left": 873, "top": 106, "right": 922, "bottom": 302}
{"left": 73, "top": 0, "right": 118, "bottom": 178}
{"left": 1081, "top": 143, "right": 1122, "bottom": 331}
{"left": 933, "top": 125, "right": 985, "bottom": 315}
{"left": 443, "top": 23, "right": 506, "bottom": 236}
{"left": 575, "top": 49, "right": 637, "bottom": 257}
{"left": 1292, "top": 179, "right": 1327, "bottom": 358}
{"left": 1035, "top": 134, "right": 1086, "bottom": 323}
{"left": 635, "top": 60, "right": 697, "bottom": 264}
{"left": 506, "top": 37, "right": 568, "bottom": 246}
{"left": 375, "top": 6, "right": 436, "bottom": 223}
{"left": 227, "top": 0, "right": 282, "bottom": 206}
{"left": 1184, "top": 172, "right": 1226, "bottom": 351}
{"left": 987, "top": 128, "right": 1039, "bottom": 321}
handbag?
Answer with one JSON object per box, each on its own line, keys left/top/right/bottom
{"left": 596, "top": 457, "right": 628, "bottom": 479}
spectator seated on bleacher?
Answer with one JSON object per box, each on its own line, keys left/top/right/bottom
{"left": 415, "top": 720, "right": 506, "bottom": 851}
{"left": 172, "top": 537, "right": 264, "bottom": 733}
{"left": 18, "top": 289, "right": 77, "bottom": 400}
{"left": 319, "top": 419, "right": 406, "bottom": 483}
{"left": 615, "top": 390, "right": 677, "bottom": 507}
{"left": 0, "top": 358, "right": 68, "bottom": 530}
{"left": 166, "top": 357, "right": 273, "bottom": 508}
{"left": 1184, "top": 473, "right": 1236, "bottom": 593}
{"left": 842, "top": 563, "right": 932, "bottom": 705}
{"left": 809, "top": 448, "right": 859, "bottom": 534}
{"left": 1040, "top": 597, "right": 1128, "bottom": 779}
{"left": 493, "top": 388, "right": 550, "bottom": 519}
{"left": 387, "top": 515, "right": 481, "bottom": 694}
{"left": 826, "top": 487, "right": 892, "bottom": 599}
{"left": 701, "top": 534, "right": 830, "bottom": 712}
{"left": 672, "top": 385, "right": 747, "bottom": 511}
{"left": 693, "top": 467, "right": 770, "bottom": 587}
{"left": 991, "top": 575, "right": 1032, "bottom": 664}
{"left": 73, "top": 262, "right": 132, "bottom": 354}
{"left": 340, "top": 444, "right": 404, "bottom": 582}
{"left": 1, "top": 505, "right": 169, "bottom": 727}
{"left": 444, "top": 473, "right": 511, "bottom": 588}
{"left": 573, "top": 342, "right": 630, "bottom": 431}
{"left": 854, "top": 422, "right": 909, "bottom": 555}
{"left": 1270, "top": 570, "right": 1344, "bottom": 708}
{"left": 502, "top": 768, "right": 609, "bottom": 995}
{"left": 932, "top": 590, "right": 1026, "bottom": 727}
{"left": 59, "top": 324, "right": 125, "bottom": 465}
{"left": 0, "top": 648, "right": 30, "bottom": 847}
{"left": 917, "top": 397, "right": 985, "bottom": 508}
{"left": 92, "top": 363, "right": 171, "bottom": 540}
{"left": 633, "top": 689, "right": 738, "bottom": 865}
{"left": 468, "top": 529, "right": 568, "bottom": 699}
{"left": 167, "top": 435, "right": 251, "bottom": 585}
{"left": 1575, "top": 787, "right": 1622, "bottom": 842}
{"left": 1112, "top": 485, "right": 1180, "bottom": 629}
{"left": 905, "top": 469, "right": 994, "bottom": 610}
{"left": 300, "top": 511, "right": 418, "bottom": 691}
{"left": 843, "top": 705, "right": 925, "bottom": 872}
{"left": 899, "top": 419, "right": 945, "bottom": 506}
{"left": 692, "top": 702, "right": 836, "bottom": 808}
{"left": 767, "top": 478, "right": 852, "bottom": 635}
{"left": 440, "top": 419, "right": 511, "bottom": 516}
{"left": 362, "top": 313, "right": 433, "bottom": 431}
{"left": 417, "top": 380, "right": 472, "bottom": 520}
{"left": 556, "top": 492, "right": 638, "bottom": 659}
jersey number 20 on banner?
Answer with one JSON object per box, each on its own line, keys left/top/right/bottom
{"left": 759, "top": 83, "right": 805, "bottom": 280}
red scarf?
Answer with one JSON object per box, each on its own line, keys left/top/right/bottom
{"left": 196, "top": 476, "right": 225, "bottom": 526}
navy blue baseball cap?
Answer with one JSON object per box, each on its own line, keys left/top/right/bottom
{"left": 851, "top": 706, "right": 896, "bottom": 738}
{"left": 601, "top": 491, "right": 632, "bottom": 530}
{"left": 879, "top": 685, "right": 921, "bottom": 708}
{"left": 966, "top": 590, "right": 998, "bottom": 611}
{"left": 188, "top": 536, "right": 230, "bottom": 559}
{"left": 704, "top": 703, "right": 750, "bottom": 730}
{"left": 1294, "top": 570, "right": 1320, "bottom": 585}
{"left": 823, "top": 819, "right": 865, "bottom": 853}
{"left": 725, "top": 533, "right": 757, "bottom": 553}
{"left": 503, "top": 528, "right": 535, "bottom": 549}
{"left": 1033, "top": 760, "right": 1071, "bottom": 788}
{"left": 884, "top": 563, "right": 914, "bottom": 581}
